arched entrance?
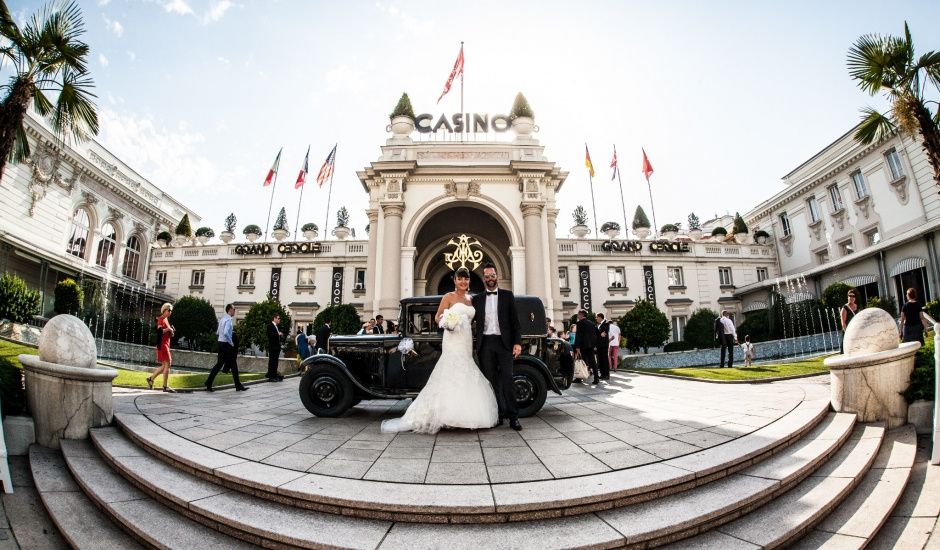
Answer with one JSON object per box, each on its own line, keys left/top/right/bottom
{"left": 413, "top": 204, "right": 512, "bottom": 296}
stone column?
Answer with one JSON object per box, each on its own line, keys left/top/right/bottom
{"left": 510, "top": 246, "right": 526, "bottom": 293}
{"left": 522, "top": 204, "right": 545, "bottom": 300}
{"left": 364, "top": 208, "right": 379, "bottom": 316}
{"left": 380, "top": 203, "right": 404, "bottom": 316}
{"left": 547, "top": 208, "right": 563, "bottom": 324}
{"left": 401, "top": 247, "right": 416, "bottom": 300}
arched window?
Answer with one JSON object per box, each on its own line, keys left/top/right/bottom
{"left": 122, "top": 235, "right": 141, "bottom": 279}
{"left": 96, "top": 223, "right": 117, "bottom": 268}
{"left": 66, "top": 209, "right": 90, "bottom": 259}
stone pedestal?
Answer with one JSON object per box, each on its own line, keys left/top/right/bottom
{"left": 825, "top": 308, "right": 919, "bottom": 429}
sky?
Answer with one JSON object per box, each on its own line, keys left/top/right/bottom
{"left": 7, "top": 0, "right": 940, "bottom": 237}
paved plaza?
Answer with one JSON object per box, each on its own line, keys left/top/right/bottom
{"left": 125, "top": 372, "right": 823, "bottom": 485}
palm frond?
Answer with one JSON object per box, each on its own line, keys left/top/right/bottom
{"left": 10, "top": 123, "right": 29, "bottom": 164}
{"left": 920, "top": 52, "right": 940, "bottom": 94}
{"left": 0, "top": 0, "right": 24, "bottom": 51}
{"left": 854, "top": 108, "right": 897, "bottom": 144}
{"left": 847, "top": 33, "right": 892, "bottom": 95}
{"left": 32, "top": 88, "right": 52, "bottom": 116}
{"left": 51, "top": 67, "right": 98, "bottom": 143}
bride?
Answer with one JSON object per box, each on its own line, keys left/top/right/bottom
{"left": 381, "top": 267, "right": 499, "bottom": 434}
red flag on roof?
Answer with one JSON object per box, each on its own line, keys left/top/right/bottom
{"left": 437, "top": 44, "right": 464, "bottom": 103}
{"left": 641, "top": 148, "right": 654, "bottom": 182}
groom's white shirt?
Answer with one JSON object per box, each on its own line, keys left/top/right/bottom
{"left": 484, "top": 290, "right": 500, "bottom": 335}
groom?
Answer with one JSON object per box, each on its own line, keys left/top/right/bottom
{"left": 472, "top": 262, "right": 523, "bottom": 431}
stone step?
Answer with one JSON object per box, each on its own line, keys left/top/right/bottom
{"left": 110, "top": 386, "right": 832, "bottom": 522}
{"left": 28, "top": 445, "right": 143, "bottom": 550}
{"left": 793, "top": 425, "right": 917, "bottom": 549}
{"left": 672, "top": 425, "right": 914, "bottom": 550}
{"left": 58, "top": 438, "right": 258, "bottom": 550}
{"left": 94, "top": 410, "right": 864, "bottom": 549}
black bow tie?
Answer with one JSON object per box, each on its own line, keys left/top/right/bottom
{"left": 486, "top": 291, "right": 498, "bottom": 295}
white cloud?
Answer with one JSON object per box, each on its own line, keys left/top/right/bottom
{"left": 202, "top": 0, "right": 232, "bottom": 24}
{"left": 98, "top": 53, "right": 109, "bottom": 67}
{"left": 163, "top": 0, "right": 193, "bottom": 16}
{"left": 126, "top": 50, "right": 136, "bottom": 61}
{"left": 103, "top": 15, "right": 123, "bottom": 37}
{"left": 217, "top": 56, "right": 231, "bottom": 65}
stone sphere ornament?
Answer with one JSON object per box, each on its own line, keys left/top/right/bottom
{"left": 841, "top": 307, "right": 900, "bottom": 356}
{"left": 38, "top": 314, "right": 97, "bottom": 369}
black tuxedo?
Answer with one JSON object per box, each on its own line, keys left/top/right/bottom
{"left": 472, "top": 289, "right": 522, "bottom": 420}
{"left": 315, "top": 324, "right": 332, "bottom": 354}
{"left": 266, "top": 322, "right": 282, "bottom": 379}
{"left": 373, "top": 324, "right": 384, "bottom": 334}
{"left": 574, "top": 318, "right": 600, "bottom": 382}
{"left": 595, "top": 320, "right": 611, "bottom": 378}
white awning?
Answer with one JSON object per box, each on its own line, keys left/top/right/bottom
{"left": 784, "top": 291, "right": 816, "bottom": 303}
{"left": 840, "top": 274, "right": 877, "bottom": 287}
{"left": 744, "top": 301, "right": 767, "bottom": 312}
{"left": 889, "top": 257, "right": 927, "bottom": 277}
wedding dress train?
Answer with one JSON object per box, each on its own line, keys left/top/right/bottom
{"left": 381, "top": 302, "right": 498, "bottom": 434}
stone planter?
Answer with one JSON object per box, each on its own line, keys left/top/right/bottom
{"left": 661, "top": 230, "right": 678, "bottom": 240}
{"left": 633, "top": 227, "right": 651, "bottom": 239}
{"left": 219, "top": 231, "right": 234, "bottom": 244}
{"left": 512, "top": 116, "right": 535, "bottom": 136}
{"left": 196, "top": 235, "right": 209, "bottom": 245}
{"left": 173, "top": 235, "right": 188, "bottom": 247}
{"left": 756, "top": 235, "right": 769, "bottom": 245}
{"left": 389, "top": 116, "right": 415, "bottom": 137}
{"left": 734, "top": 232, "right": 749, "bottom": 244}
{"left": 303, "top": 230, "right": 318, "bottom": 241}
{"left": 908, "top": 400, "right": 934, "bottom": 434}
{"left": 246, "top": 232, "right": 260, "bottom": 242}
{"left": 3, "top": 416, "right": 35, "bottom": 456}
{"left": 272, "top": 229, "right": 289, "bottom": 241}
{"left": 604, "top": 228, "right": 620, "bottom": 240}
{"left": 156, "top": 238, "right": 169, "bottom": 248}
{"left": 569, "top": 224, "right": 590, "bottom": 238}
{"left": 688, "top": 228, "right": 703, "bottom": 240}
{"left": 332, "top": 226, "right": 350, "bottom": 240}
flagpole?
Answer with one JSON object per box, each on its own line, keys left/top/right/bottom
{"left": 323, "top": 148, "right": 337, "bottom": 240}
{"left": 264, "top": 157, "right": 280, "bottom": 243}
{"left": 646, "top": 179, "right": 659, "bottom": 238}
{"left": 613, "top": 145, "right": 629, "bottom": 235}
{"left": 460, "top": 41, "right": 464, "bottom": 141}
{"left": 294, "top": 182, "right": 306, "bottom": 242}
{"left": 586, "top": 143, "right": 598, "bottom": 237}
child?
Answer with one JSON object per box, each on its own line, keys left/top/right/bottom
{"left": 741, "top": 335, "right": 754, "bottom": 367}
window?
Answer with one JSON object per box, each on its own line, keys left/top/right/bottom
{"left": 121, "top": 236, "right": 141, "bottom": 279}
{"left": 239, "top": 269, "right": 255, "bottom": 287}
{"left": 886, "top": 148, "right": 904, "bottom": 180}
{"left": 779, "top": 212, "right": 792, "bottom": 237}
{"left": 817, "top": 250, "right": 830, "bottom": 263}
{"left": 828, "top": 184, "right": 845, "bottom": 211}
{"left": 66, "top": 209, "right": 90, "bottom": 259}
{"left": 865, "top": 229, "right": 881, "bottom": 246}
{"left": 191, "top": 270, "right": 205, "bottom": 287}
{"left": 807, "top": 196, "right": 821, "bottom": 223}
{"left": 839, "top": 239, "right": 854, "bottom": 256}
{"left": 671, "top": 316, "right": 687, "bottom": 343}
{"left": 757, "top": 267, "right": 768, "bottom": 282}
{"left": 607, "top": 267, "right": 625, "bottom": 288}
{"left": 297, "top": 268, "right": 316, "bottom": 286}
{"left": 155, "top": 271, "right": 167, "bottom": 287}
{"left": 354, "top": 268, "right": 366, "bottom": 290}
{"left": 95, "top": 223, "right": 117, "bottom": 268}
{"left": 851, "top": 171, "right": 868, "bottom": 199}
{"left": 718, "top": 267, "right": 733, "bottom": 286}
{"left": 667, "top": 266, "right": 684, "bottom": 287}
{"left": 558, "top": 267, "right": 569, "bottom": 289}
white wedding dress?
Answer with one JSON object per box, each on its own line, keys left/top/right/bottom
{"left": 381, "top": 302, "right": 499, "bottom": 434}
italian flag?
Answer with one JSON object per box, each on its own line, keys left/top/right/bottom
{"left": 263, "top": 148, "right": 282, "bottom": 187}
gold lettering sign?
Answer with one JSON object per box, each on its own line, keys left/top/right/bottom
{"left": 443, "top": 234, "right": 484, "bottom": 270}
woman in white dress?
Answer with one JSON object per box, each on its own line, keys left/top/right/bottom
{"left": 381, "top": 268, "right": 499, "bottom": 434}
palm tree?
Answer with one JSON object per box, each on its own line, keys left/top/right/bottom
{"left": 0, "top": 0, "right": 98, "bottom": 178}
{"left": 847, "top": 22, "right": 940, "bottom": 189}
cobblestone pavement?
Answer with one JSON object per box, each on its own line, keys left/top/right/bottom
{"left": 123, "top": 372, "right": 824, "bottom": 485}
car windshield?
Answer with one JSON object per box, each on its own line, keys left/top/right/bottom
{"left": 408, "top": 306, "right": 439, "bottom": 336}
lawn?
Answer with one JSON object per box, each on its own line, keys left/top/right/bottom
{"left": 641, "top": 356, "right": 830, "bottom": 381}
{"left": 0, "top": 338, "right": 265, "bottom": 389}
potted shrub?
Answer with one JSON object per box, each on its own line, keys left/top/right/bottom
{"left": 687, "top": 213, "right": 702, "bottom": 239}
{"left": 569, "top": 205, "right": 590, "bottom": 238}
{"left": 156, "top": 231, "right": 172, "bottom": 247}
{"left": 174, "top": 213, "right": 193, "bottom": 246}
{"left": 332, "top": 206, "right": 351, "bottom": 239}
{"left": 195, "top": 227, "right": 215, "bottom": 245}
{"left": 272, "top": 207, "right": 290, "bottom": 241}
{"left": 732, "top": 212, "right": 749, "bottom": 243}
{"left": 711, "top": 226, "right": 728, "bottom": 240}
{"left": 632, "top": 206, "right": 651, "bottom": 239}
{"left": 301, "top": 222, "right": 319, "bottom": 240}
{"left": 754, "top": 229, "right": 771, "bottom": 244}
{"left": 509, "top": 92, "right": 535, "bottom": 136}
{"left": 243, "top": 224, "right": 262, "bottom": 242}
{"left": 389, "top": 92, "right": 416, "bottom": 136}
{"left": 600, "top": 221, "right": 621, "bottom": 239}
{"left": 220, "top": 213, "right": 237, "bottom": 243}
{"left": 660, "top": 223, "right": 680, "bottom": 239}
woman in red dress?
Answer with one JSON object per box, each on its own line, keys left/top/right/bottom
{"left": 149, "top": 303, "right": 176, "bottom": 392}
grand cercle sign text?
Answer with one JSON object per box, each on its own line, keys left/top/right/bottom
{"left": 602, "top": 240, "right": 691, "bottom": 253}
{"left": 233, "top": 242, "right": 321, "bottom": 255}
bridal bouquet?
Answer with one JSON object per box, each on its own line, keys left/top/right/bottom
{"left": 440, "top": 310, "right": 462, "bottom": 331}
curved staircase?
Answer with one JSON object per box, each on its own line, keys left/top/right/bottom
{"left": 25, "top": 376, "right": 926, "bottom": 549}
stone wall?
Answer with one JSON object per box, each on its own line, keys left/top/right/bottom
{"left": 622, "top": 332, "right": 840, "bottom": 369}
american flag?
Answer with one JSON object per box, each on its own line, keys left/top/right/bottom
{"left": 295, "top": 146, "right": 310, "bottom": 189}
{"left": 316, "top": 144, "right": 337, "bottom": 187}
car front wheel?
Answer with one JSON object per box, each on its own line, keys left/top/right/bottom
{"left": 299, "top": 364, "right": 355, "bottom": 417}
{"left": 513, "top": 363, "right": 548, "bottom": 418}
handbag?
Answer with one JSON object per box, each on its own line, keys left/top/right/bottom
{"left": 573, "top": 358, "right": 590, "bottom": 380}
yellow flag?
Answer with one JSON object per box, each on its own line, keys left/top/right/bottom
{"left": 584, "top": 144, "right": 595, "bottom": 177}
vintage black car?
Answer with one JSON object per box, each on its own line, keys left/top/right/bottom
{"left": 298, "top": 295, "right": 573, "bottom": 418}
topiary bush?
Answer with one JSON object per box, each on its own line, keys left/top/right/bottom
{"left": 170, "top": 296, "right": 217, "bottom": 350}
{"left": 822, "top": 282, "right": 854, "bottom": 311}
{"left": 243, "top": 224, "right": 262, "bottom": 236}
{"left": 687, "top": 212, "right": 701, "bottom": 230}
{"left": 0, "top": 357, "right": 25, "bottom": 417}
{"left": 156, "top": 231, "right": 172, "bottom": 243}
{"left": 711, "top": 226, "right": 728, "bottom": 236}
{"left": 241, "top": 299, "right": 292, "bottom": 352}
{"left": 732, "top": 212, "right": 748, "bottom": 234}
{"left": 390, "top": 92, "right": 416, "bottom": 119}
{"left": 572, "top": 206, "right": 589, "bottom": 226}
{"left": 660, "top": 223, "right": 679, "bottom": 233}
{"left": 224, "top": 213, "right": 237, "bottom": 234}
{"left": 273, "top": 207, "right": 289, "bottom": 232}
{"left": 195, "top": 227, "right": 215, "bottom": 238}
{"left": 685, "top": 308, "right": 720, "bottom": 348}
{"left": 618, "top": 298, "right": 670, "bottom": 353}
{"left": 174, "top": 213, "right": 193, "bottom": 238}
{"left": 902, "top": 337, "right": 935, "bottom": 403}
{"left": 336, "top": 207, "right": 350, "bottom": 228}
{"left": 54, "top": 278, "right": 84, "bottom": 316}
{"left": 510, "top": 92, "right": 534, "bottom": 119}
{"left": 301, "top": 222, "right": 318, "bottom": 232}
{"left": 632, "top": 206, "right": 651, "bottom": 229}
{"left": 314, "top": 304, "right": 361, "bottom": 336}
{"left": 0, "top": 273, "right": 40, "bottom": 323}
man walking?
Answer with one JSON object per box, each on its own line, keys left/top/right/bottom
{"left": 267, "top": 313, "right": 284, "bottom": 381}
{"left": 595, "top": 312, "right": 611, "bottom": 380}
{"left": 574, "top": 310, "right": 600, "bottom": 384}
{"left": 472, "top": 262, "right": 523, "bottom": 431}
{"left": 205, "top": 304, "right": 247, "bottom": 392}
{"left": 608, "top": 317, "right": 621, "bottom": 371}
{"left": 716, "top": 310, "right": 738, "bottom": 368}
{"left": 315, "top": 317, "right": 332, "bottom": 354}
